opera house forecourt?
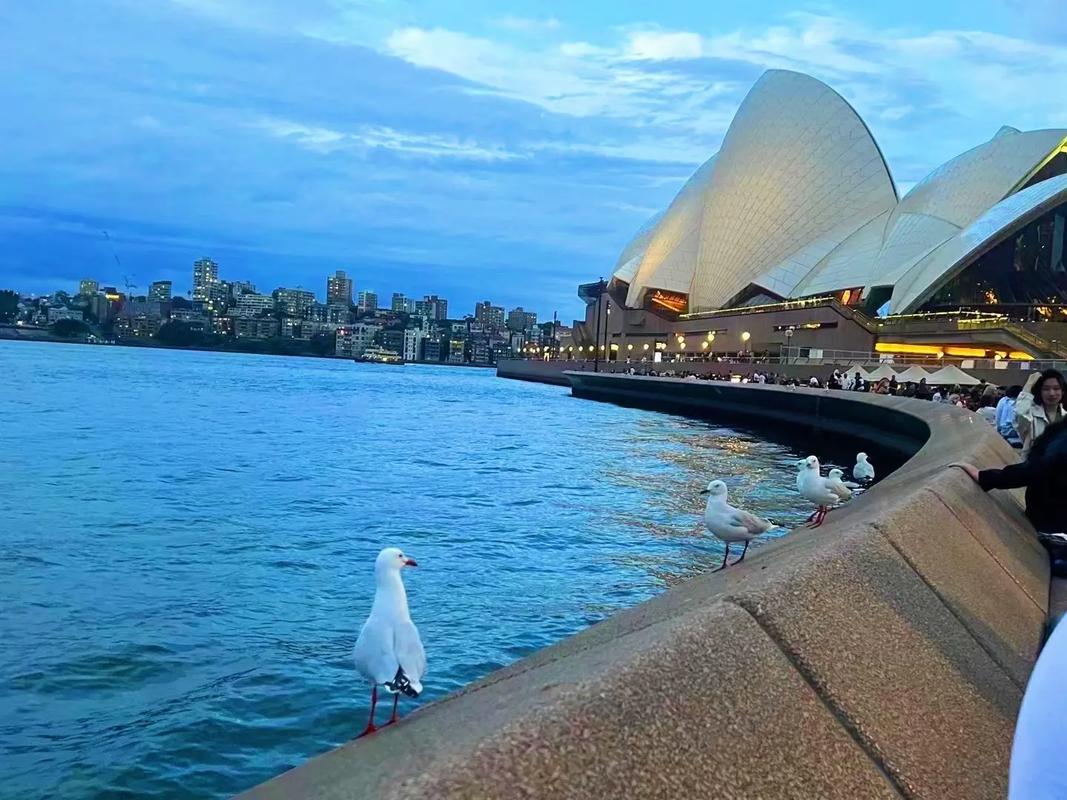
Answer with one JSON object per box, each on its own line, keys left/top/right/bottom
{"left": 571, "top": 69, "right": 1067, "bottom": 368}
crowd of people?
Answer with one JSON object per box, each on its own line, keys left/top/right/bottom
{"left": 610, "top": 364, "right": 1066, "bottom": 455}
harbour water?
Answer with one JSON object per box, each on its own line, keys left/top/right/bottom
{"left": 2, "top": 342, "right": 845, "bottom": 799}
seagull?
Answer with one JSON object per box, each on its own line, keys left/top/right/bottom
{"left": 796, "top": 455, "right": 840, "bottom": 528}
{"left": 853, "top": 452, "right": 875, "bottom": 482}
{"left": 826, "top": 468, "right": 856, "bottom": 501}
{"left": 352, "top": 547, "right": 426, "bottom": 738}
{"left": 701, "top": 480, "right": 774, "bottom": 570}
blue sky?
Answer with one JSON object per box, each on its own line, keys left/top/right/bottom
{"left": 1, "top": 0, "right": 1065, "bottom": 320}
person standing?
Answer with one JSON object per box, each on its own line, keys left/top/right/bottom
{"left": 997, "top": 386, "right": 1023, "bottom": 448}
{"left": 1015, "top": 370, "right": 1066, "bottom": 458}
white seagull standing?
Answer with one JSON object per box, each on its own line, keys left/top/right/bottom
{"left": 853, "top": 452, "right": 875, "bottom": 482}
{"left": 701, "top": 480, "right": 774, "bottom": 570}
{"left": 796, "top": 456, "right": 840, "bottom": 528}
{"left": 826, "top": 468, "right": 857, "bottom": 502}
{"left": 352, "top": 547, "right": 426, "bottom": 738}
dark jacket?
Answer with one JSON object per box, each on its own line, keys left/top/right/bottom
{"left": 979, "top": 421, "right": 1067, "bottom": 533}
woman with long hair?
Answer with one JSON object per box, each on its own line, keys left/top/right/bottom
{"left": 1015, "top": 369, "right": 1066, "bottom": 458}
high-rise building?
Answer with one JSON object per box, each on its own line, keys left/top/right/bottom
{"left": 192, "top": 258, "right": 219, "bottom": 303}
{"left": 327, "top": 270, "right": 353, "bottom": 307}
{"left": 470, "top": 334, "right": 491, "bottom": 364}
{"left": 507, "top": 307, "right": 538, "bottom": 332}
{"left": 403, "top": 328, "right": 425, "bottom": 361}
{"left": 231, "top": 280, "right": 256, "bottom": 297}
{"left": 148, "top": 280, "right": 172, "bottom": 302}
{"left": 357, "top": 290, "right": 378, "bottom": 313}
{"left": 234, "top": 293, "right": 274, "bottom": 318}
{"left": 420, "top": 295, "right": 448, "bottom": 321}
{"left": 391, "top": 292, "right": 408, "bottom": 312}
{"left": 423, "top": 337, "right": 443, "bottom": 362}
{"left": 335, "top": 323, "right": 382, "bottom": 358}
{"left": 79, "top": 279, "right": 99, "bottom": 296}
{"left": 273, "top": 288, "right": 315, "bottom": 320}
{"left": 474, "top": 301, "right": 505, "bottom": 331}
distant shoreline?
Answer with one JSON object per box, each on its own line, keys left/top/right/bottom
{"left": 0, "top": 329, "right": 495, "bottom": 368}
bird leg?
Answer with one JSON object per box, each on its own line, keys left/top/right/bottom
{"left": 734, "top": 540, "right": 750, "bottom": 565}
{"left": 714, "top": 542, "right": 730, "bottom": 572}
{"left": 804, "top": 509, "right": 818, "bottom": 524}
{"left": 357, "top": 685, "right": 379, "bottom": 738}
{"left": 386, "top": 693, "right": 400, "bottom": 726}
{"left": 811, "top": 506, "right": 829, "bottom": 528}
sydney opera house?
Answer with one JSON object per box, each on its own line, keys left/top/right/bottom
{"left": 575, "top": 70, "right": 1067, "bottom": 364}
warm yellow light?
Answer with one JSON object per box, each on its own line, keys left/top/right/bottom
{"left": 568, "top": 346, "right": 573, "bottom": 352}
{"left": 610, "top": 343, "right": 619, "bottom": 351}
{"left": 994, "top": 351, "right": 1007, "bottom": 360}
{"left": 627, "top": 344, "right": 633, "bottom": 351}
{"left": 701, "top": 341, "right": 709, "bottom": 349}
{"left": 678, "top": 340, "right": 686, "bottom": 349}
{"left": 643, "top": 343, "right": 650, "bottom": 351}
{"left": 942, "top": 346, "right": 988, "bottom": 358}
{"left": 599, "top": 344, "right": 605, "bottom": 351}
{"left": 1009, "top": 351, "right": 1034, "bottom": 361}
{"left": 875, "top": 342, "right": 943, "bottom": 356}
{"left": 740, "top": 331, "right": 751, "bottom": 342}
{"left": 707, "top": 332, "right": 715, "bottom": 342}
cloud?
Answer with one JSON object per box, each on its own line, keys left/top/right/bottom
{"left": 624, "top": 31, "right": 704, "bottom": 61}
{"left": 381, "top": 14, "right": 1067, "bottom": 181}
{"left": 255, "top": 117, "right": 526, "bottom": 161}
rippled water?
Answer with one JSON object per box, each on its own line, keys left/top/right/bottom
{"left": 2, "top": 342, "right": 855, "bottom": 799}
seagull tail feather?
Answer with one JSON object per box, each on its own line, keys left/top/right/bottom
{"left": 385, "top": 667, "right": 421, "bottom": 698}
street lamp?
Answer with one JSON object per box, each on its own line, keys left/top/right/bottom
{"left": 784, "top": 326, "right": 794, "bottom": 364}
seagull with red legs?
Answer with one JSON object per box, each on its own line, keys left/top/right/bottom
{"left": 352, "top": 547, "right": 426, "bottom": 738}
{"left": 701, "top": 480, "right": 775, "bottom": 570}
{"left": 796, "top": 456, "right": 840, "bottom": 528}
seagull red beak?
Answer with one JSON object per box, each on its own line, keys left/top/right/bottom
{"left": 404, "top": 558, "right": 418, "bottom": 567}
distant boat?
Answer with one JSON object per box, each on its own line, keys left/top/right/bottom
{"left": 356, "top": 346, "right": 404, "bottom": 365}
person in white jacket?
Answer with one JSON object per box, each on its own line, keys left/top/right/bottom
{"left": 1015, "top": 369, "right": 1066, "bottom": 458}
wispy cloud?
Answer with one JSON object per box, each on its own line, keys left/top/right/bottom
{"left": 255, "top": 118, "right": 524, "bottom": 162}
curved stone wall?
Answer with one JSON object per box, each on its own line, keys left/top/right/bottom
{"left": 239, "top": 376, "right": 1047, "bottom": 800}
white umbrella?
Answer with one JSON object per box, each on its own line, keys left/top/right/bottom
{"left": 927, "top": 364, "right": 981, "bottom": 386}
{"left": 865, "top": 364, "right": 899, "bottom": 381}
{"left": 845, "top": 364, "right": 871, "bottom": 378}
{"left": 895, "top": 365, "right": 933, "bottom": 383}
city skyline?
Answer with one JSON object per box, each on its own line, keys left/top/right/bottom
{"left": 42, "top": 263, "right": 549, "bottom": 325}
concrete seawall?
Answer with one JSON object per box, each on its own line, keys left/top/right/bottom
{"left": 240, "top": 376, "right": 1047, "bottom": 800}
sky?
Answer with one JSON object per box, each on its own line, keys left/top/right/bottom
{"left": 1, "top": 1, "right": 1066, "bottom": 320}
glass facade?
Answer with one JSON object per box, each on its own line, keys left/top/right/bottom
{"left": 922, "top": 200, "right": 1067, "bottom": 312}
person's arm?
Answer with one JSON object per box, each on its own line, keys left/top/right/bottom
{"left": 1015, "top": 373, "right": 1040, "bottom": 430}
{"left": 978, "top": 460, "right": 1041, "bottom": 490}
